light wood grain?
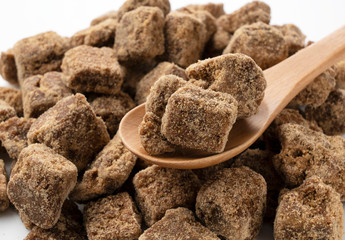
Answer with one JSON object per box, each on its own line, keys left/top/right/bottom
{"left": 119, "top": 25, "right": 345, "bottom": 169}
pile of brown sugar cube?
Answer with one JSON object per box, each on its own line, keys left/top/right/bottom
{"left": 1, "top": 0, "right": 345, "bottom": 239}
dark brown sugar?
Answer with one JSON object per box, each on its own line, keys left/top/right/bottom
{"left": 276, "top": 24, "right": 305, "bottom": 56}
{"left": 117, "top": 0, "right": 171, "bottom": 20}
{"left": 178, "top": 3, "right": 225, "bottom": 18}
{"left": 7, "top": 144, "right": 78, "bottom": 229}
{"left": 61, "top": 45, "right": 125, "bottom": 94}
{"left": 0, "top": 87, "right": 23, "bottom": 116}
{"left": 335, "top": 58, "right": 345, "bottom": 89}
{"left": 0, "top": 49, "right": 18, "bottom": 85}
{"left": 27, "top": 93, "right": 110, "bottom": 171}
{"left": 0, "top": 100, "right": 16, "bottom": 122}
{"left": 0, "top": 159, "right": 9, "bottom": 212}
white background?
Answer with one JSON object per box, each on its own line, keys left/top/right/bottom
{"left": 0, "top": 0, "right": 344, "bottom": 239}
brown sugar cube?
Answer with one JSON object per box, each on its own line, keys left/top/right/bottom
{"left": 273, "top": 123, "right": 345, "bottom": 200}
{"left": 0, "top": 87, "right": 23, "bottom": 116}
{"left": 276, "top": 24, "right": 306, "bottom": 56}
{"left": 217, "top": 1, "right": 270, "bottom": 34}
{"left": 7, "top": 144, "right": 78, "bottom": 229}
{"left": 139, "top": 207, "right": 220, "bottom": 240}
{"left": 335, "top": 58, "right": 345, "bottom": 89}
{"left": 61, "top": 45, "right": 125, "bottom": 94}
{"left": 117, "top": 0, "right": 170, "bottom": 20}
{"left": 91, "top": 10, "right": 118, "bottom": 26}
{"left": 187, "top": 53, "right": 266, "bottom": 118}
{"left": 139, "top": 112, "right": 176, "bottom": 155}
{"left": 0, "top": 100, "right": 16, "bottom": 122}
{"left": 292, "top": 66, "right": 336, "bottom": 107}
{"left": 232, "top": 149, "right": 284, "bottom": 219}
{"left": 114, "top": 7, "right": 165, "bottom": 64}
{"left": 70, "top": 133, "right": 137, "bottom": 202}
{"left": 135, "top": 61, "right": 187, "bottom": 104}
{"left": 88, "top": 91, "right": 135, "bottom": 137}
{"left": 84, "top": 192, "right": 142, "bottom": 240}
{"left": 0, "top": 159, "right": 9, "bottom": 212}
{"left": 133, "top": 165, "right": 200, "bottom": 226}
{"left": 0, "top": 49, "right": 18, "bottom": 85}
{"left": 22, "top": 72, "right": 73, "bottom": 118}
{"left": 71, "top": 18, "right": 117, "bottom": 48}
{"left": 164, "top": 11, "right": 207, "bottom": 68}
{"left": 0, "top": 117, "right": 35, "bottom": 160}
{"left": 161, "top": 85, "right": 238, "bottom": 153}
{"left": 224, "top": 22, "right": 288, "bottom": 70}
{"left": 13, "top": 31, "right": 70, "bottom": 84}
{"left": 146, "top": 75, "right": 187, "bottom": 118}
{"left": 25, "top": 200, "right": 87, "bottom": 240}
{"left": 192, "top": 159, "right": 234, "bottom": 184}
{"left": 178, "top": 3, "right": 225, "bottom": 18}
{"left": 274, "top": 176, "right": 343, "bottom": 240}
{"left": 305, "top": 89, "right": 345, "bottom": 135}
{"left": 196, "top": 167, "right": 267, "bottom": 240}
{"left": 27, "top": 94, "right": 110, "bottom": 171}
{"left": 264, "top": 108, "right": 322, "bottom": 152}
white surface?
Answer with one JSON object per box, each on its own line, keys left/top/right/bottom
{"left": 0, "top": 0, "right": 345, "bottom": 239}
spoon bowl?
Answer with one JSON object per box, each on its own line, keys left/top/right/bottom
{"left": 119, "top": 25, "right": 345, "bottom": 169}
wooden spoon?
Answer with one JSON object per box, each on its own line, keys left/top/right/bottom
{"left": 119, "top": 25, "right": 345, "bottom": 169}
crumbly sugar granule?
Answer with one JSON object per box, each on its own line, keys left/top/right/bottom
{"left": 71, "top": 18, "right": 118, "bottom": 48}
{"left": 0, "top": 117, "right": 35, "bottom": 160}
{"left": 161, "top": 84, "right": 238, "bottom": 153}
{"left": 70, "top": 133, "right": 137, "bottom": 203}
{"left": 223, "top": 22, "right": 288, "bottom": 70}
{"left": 139, "top": 207, "right": 220, "bottom": 240}
{"left": 217, "top": 1, "right": 270, "bottom": 34}
{"left": 114, "top": 6, "right": 165, "bottom": 64}
{"left": 24, "top": 200, "right": 87, "bottom": 240}
{"left": 232, "top": 149, "right": 284, "bottom": 219}
{"left": 88, "top": 91, "right": 135, "bottom": 137}
{"left": 305, "top": 89, "right": 345, "bottom": 135}
{"left": 273, "top": 123, "right": 345, "bottom": 200}
{"left": 292, "top": 66, "right": 336, "bottom": 107}
{"left": 7, "top": 144, "right": 78, "bottom": 229}
{"left": 22, "top": 72, "right": 73, "bottom": 118}
{"left": 196, "top": 166, "right": 267, "bottom": 240}
{"left": 135, "top": 61, "right": 187, "bottom": 104}
{"left": 0, "top": 87, "right": 23, "bottom": 116}
{"left": 164, "top": 11, "right": 207, "bottom": 68}
{"left": 27, "top": 93, "right": 110, "bottom": 171}
{"left": 274, "top": 176, "right": 343, "bottom": 240}
{"left": 133, "top": 165, "right": 200, "bottom": 226}
{"left": 0, "top": 100, "right": 16, "bottom": 122}
{"left": 187, "top": 53, "right": 266, "bottom": 118}
{"left": 12, "top": 31, "right": 70, "bottom": 84}
{"left": 84, "top": 192, "right": 142, "bottom": 240}
{"left": 61, "top": 45, "right": 125, "bottom": 94}
{"left": 0, "top": 159, "right": 9, "bottom": 212}
{"left": 0, "top": 49, "right": 18, "bottom": 85}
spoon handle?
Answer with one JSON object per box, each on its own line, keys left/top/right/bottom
{"left": 263, "top": 24, "right": 345, "bottom": 120}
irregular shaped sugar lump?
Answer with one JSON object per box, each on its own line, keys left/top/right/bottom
{"left": 133, "top": 165, "right": 200, "bottom": 226}
{"left": 22, "top": 72, "right": 73, "bottom": 118}
{"left": 90, "top": 10, "right": 118, "bottom": 26}
{"left": 305, "top": 89, "right": 345, "bottom": 135}
{"left": 335, "top": 58, "right": 345, "bottom": 89}
{"left": 0, "top": 117, "right": 35, "bottom": 160}
{"left": 0, "top": 49, "right": 18, "bottom": 85}
{"left": 61, "top": 45, "right": 125, "bottom": 94}
{"left": 0, "top": 100, "right": 16, "bottom": 122}
{"left": 13, "top": 31, "right": 70, "bottom": 83}
{"left": 139, "top": 207, "right": 220, "bottom": 240}
{"left": 84, "top": 192, "right": 142, "bottom": 240}
{"left": 24, "top": 200, "right": 87, "bottom": 240}
{"left": 164, "top": 11, "right": 207, "bottom": 68}
{"left": 179, "top": 3, "right": 225, "bottom": 18}
{"left": 277, "top": 24, "right": 305, "bottom": 56}
{"left": 161, "top": 85, "right": 238, "bottom": 153}
{"left": 0, "top": 87, "right": 23, "bottom": 116}
{"left": 117, "top": 0, "right": 171, "bottom": 20}
{"left": 114, "top": 6, "right": 165, "bottom": 63}
{"left": 187, "top": 53, "right": 266, "bottom": 118}
{"left": 273, "top": 123, "right": 345, "bottom": 200}
{"left": 0, "top": 159, "right": 9, "bottom": 212}
{"left": 135, "top": 61, "right": 187, "bottom": 104}
{"left": 196, "top": 166, "right": 267, "bottom": 240}
{"left": 7, "top": 144, "right": 78, "bottom": 229}
{"left": 27, "top": 93, "right": 110, "bottom": 171}
{"left": 274, "top": 176, "right": 343, "bottom": 240}
{"left": 217, "top": 1, "right": 270, "bottom": 34}
{"left": 70, "top": 133, "right": 137, "bottom": 203}
{"left": 224, "top": 22, "right": 288, "bottom": 70}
